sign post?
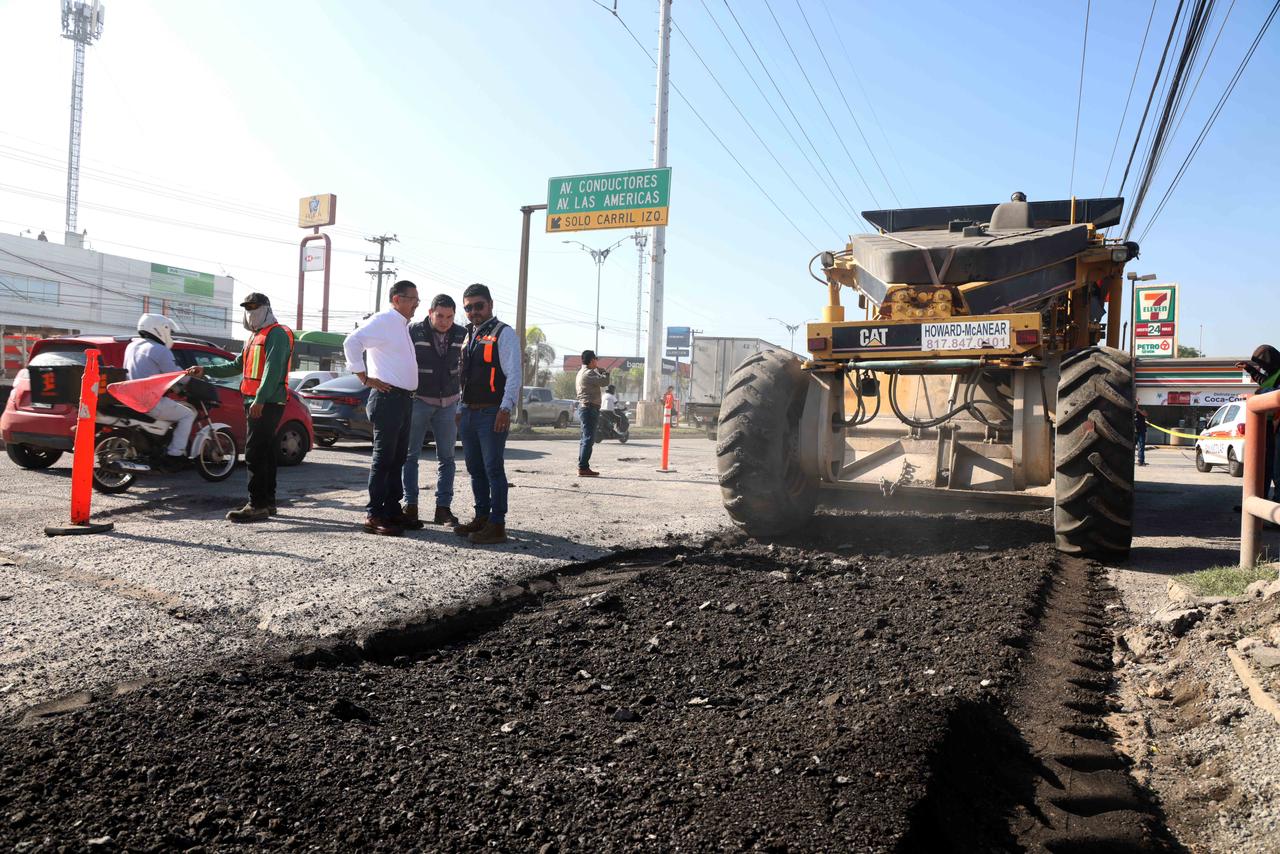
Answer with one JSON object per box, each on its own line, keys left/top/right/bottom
{"left": 44, "top": 348, "right": 113, "bottom": 536}
{"left": 297, "top": 193, "right": 337, "bottom": 332}
{"left": 1133, "top": 283, "right": 1178, "bottom": 359}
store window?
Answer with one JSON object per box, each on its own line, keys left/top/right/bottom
{"left": 0, "top": 274, "right": 59, "bottom": 304}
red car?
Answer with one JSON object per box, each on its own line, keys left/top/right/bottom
{"left": 1, "top": 335, "right": 314, "bottom": 470}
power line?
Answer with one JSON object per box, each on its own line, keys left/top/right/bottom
{"left": 1167, "top": 0, "right": 1239, "bottom": 146}
{"left": 791, "top": 0, "right": 900, "bottom": 207}
{"left": 696, "top": 0, "right": 857, "bottom": 222}
{"left": 1069, "top": 0, "right": 1092, "bottom": 197}
{"left": 817, "top": 0, "right": 918, "bottom": 204}
{"left": 716, "top": 0, "right": 868, "bottom": 228}
{"left": 605, "top": 6, "right": 819, "bottom": 249}
{"left": 759, "top": 0, "right": 881, "bottom": 210}
{"left": 670, "top": 19, "right": 843, "bottom": 239}
{"left": 1138, "top": 0, "right": 1279, "bottom": 241}
{"left": 1100, "top": 0, "right": 1159, "bottom": 196}
{"left": 1116, "top": 0, "right": 1189, "bottom": 198}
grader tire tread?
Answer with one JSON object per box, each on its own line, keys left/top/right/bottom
{"left": 1054, "top": 346, "right": 1135, "bottom": 562}
{"left": 715, "top": 349, "right": 817, "bottom": 538}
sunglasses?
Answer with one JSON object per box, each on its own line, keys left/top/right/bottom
{"left": 463, "top": 302, "right": 487, "bottom": 313}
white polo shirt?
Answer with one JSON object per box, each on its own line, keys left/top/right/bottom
{"left": 342, "top": 308, "right": 417, "bottom": 391}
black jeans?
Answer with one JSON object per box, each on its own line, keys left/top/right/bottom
{"left": 367, "top": 388, "right": 413, "bottom": 518}
{"left": 246, "top": 402, "right": 284, "bottom": 509}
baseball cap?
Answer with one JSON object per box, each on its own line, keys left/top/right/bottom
{"left": 240, "top": 292, "right": 271, "bottom": 308}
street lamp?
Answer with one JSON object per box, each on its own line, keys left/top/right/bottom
{"left": 1125, "top": 271, "right": 1158, "bottom": 356}
{"left": 768, "top": 317, "right": 815, "bottom": 353}
{"left": 564, "top": 236, "right": 628, "bottom": 353}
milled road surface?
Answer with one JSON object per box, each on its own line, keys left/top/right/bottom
{"left": 0, "top": 437, "right": 723, "bottom": 717}
{"left": 1, "top": 513, "right": 1081, "bottom": 852}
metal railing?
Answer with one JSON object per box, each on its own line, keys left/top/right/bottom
{"left": 1241, "top": 392, "right": 1280, "bottom": 568}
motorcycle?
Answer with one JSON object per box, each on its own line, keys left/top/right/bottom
{"left": 91, "top": 374, "right": 239, "bottom": 494}
{"left": 594, "top": 402, "right": 631, "bottom": 444}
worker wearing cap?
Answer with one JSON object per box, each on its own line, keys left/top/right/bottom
{"left": 188, "top": 292, "right": 294, "bottom": 522}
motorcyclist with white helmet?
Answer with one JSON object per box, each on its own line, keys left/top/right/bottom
{"left": 123, "top": 313, "right": 196, "bottom": 470}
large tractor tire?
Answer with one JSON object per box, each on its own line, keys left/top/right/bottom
{"left": 1054, "top": 345, "right": 1135, "bottom": 562}
{"left": 716, "top": 350, "right": 818, "bottom": 538}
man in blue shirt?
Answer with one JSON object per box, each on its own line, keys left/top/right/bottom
{"left": 122, "top": 314, "right": 195, "bottom": 470}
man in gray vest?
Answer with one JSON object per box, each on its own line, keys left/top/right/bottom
{"left": 401, "top": 293, "right": 468, "bottom": 527}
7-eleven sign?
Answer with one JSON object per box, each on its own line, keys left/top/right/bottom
{"left": 1134, "top": 283, "right": 1177, "bottom": 322}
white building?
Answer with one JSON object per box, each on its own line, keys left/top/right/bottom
{"left": 0, "top": 232, "right": 236, "bottom": 372}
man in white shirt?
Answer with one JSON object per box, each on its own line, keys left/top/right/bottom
{"left": 342, "top": 280, "right": 420, "bottom": 536}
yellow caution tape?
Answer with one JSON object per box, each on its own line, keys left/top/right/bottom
{"left": 1146, "top": 422, "right": 1207, "bottom": 440}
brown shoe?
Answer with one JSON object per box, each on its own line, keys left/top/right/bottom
{"left": 362, "top": 516, "right": 403, "bottom": 536}
{"left": 433, "top": 506, "right": 459, "bottom": 526}
{"left": 468, "top": 521, "right": 508, "bottom": 545}
{"left": 453, "top": 515, "right": 488, "bottom": 536}
{"left": 393, "top": 504, "right": 425, "bottom": 530}
{"left": 578, "top": 468, "right": 600, "bottom": 477}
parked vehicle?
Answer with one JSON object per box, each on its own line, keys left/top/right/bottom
{"left": 91, "top": 376, "right": 238, "bottom": 494}
{"left": 595, "top": 401, "right": 631, "bottom": 443}
{"left": 0, "top": 335, "right": 314, "bottom": 469}
{"left": 1195, "top": 401, "right": 1247, "bottom": 477}
{"left": 519, "top": 386, "right": 576, "bottom": 427}
{"left": 686, "top": 337, "right": 787, "bottom": 434}
{"left": 288, "top": 370, "right": 340, "bottom": 392}
{"left": 302, "top": 375, "right": 440, "bottom": 448}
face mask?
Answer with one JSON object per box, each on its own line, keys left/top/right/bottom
{"left": 242, "top": 305, "right": 271, "bottom": 332}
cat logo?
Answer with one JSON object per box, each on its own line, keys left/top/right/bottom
{"left": 859, "top": 327, "right": 888, "bottom": 347}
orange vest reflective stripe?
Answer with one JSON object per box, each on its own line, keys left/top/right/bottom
{"left": 476, "top": 333, "right": 499, "bottom": 392}
{"left": 240, "top": 323, "right": 295, "bottom": 396}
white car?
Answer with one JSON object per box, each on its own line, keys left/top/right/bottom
{"left": 288, "top": 370, "right": 340, "bottom": 393}
{"left": 1195, "top": 402, "right": 1247, "bottom": 477}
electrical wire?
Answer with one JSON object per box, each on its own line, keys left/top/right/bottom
{"left": 1069, "top": 0, "right": 1092, "bottom": 198}
{"left": 792, "top": 0, "right": 901, "bottom": 207}
{"left": 670, "top": 19, "right": 843, "bottom": 239}
{"left": 1100, "top": 0, "right": 1159, "bottom": 197}
{"left": 759, "top": 0, "right": 881, "bottom": 210}
{"left": 1116, "top": 0, "right": 1189, "bottom": 199}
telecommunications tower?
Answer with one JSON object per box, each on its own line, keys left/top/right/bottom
{"left": 61, "top": 0, "right": 105, "bottom": 247}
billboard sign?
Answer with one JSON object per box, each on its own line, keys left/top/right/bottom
{"left": 666, "top": 326, "right": 692, "bottom": 348}
{"left": 149, "top": 264, "right": 215, "bottom": 299}
{"left": 1133, "top": 283, "right": 1178, "bottom": 358}
{"left": 299, "top": 194, "right": 337, "bottom": 228}
{"left": 546, "top": 167, "right": 672, "bottom": 233}
{"left": 303, "top": 248, "right": 326, "bottom": 272}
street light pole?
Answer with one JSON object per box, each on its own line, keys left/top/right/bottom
{"left": 1125, "top": 271, "right": 1158, "bottom": 357}
{"left": 769, "top": 317, "right": 814, "bottom": 354}
{"left": 565, "top": 236, "right": 627, "bottom": 354}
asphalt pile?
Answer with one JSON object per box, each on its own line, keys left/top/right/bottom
{"left": 1, "top": 513, "right": 1058, "bottom": 852}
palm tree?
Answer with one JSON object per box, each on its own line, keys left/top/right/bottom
{"left": 524, "top": 326, "right": 556, "bottom": 385}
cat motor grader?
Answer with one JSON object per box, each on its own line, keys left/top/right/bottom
{"left": 716, "top": 194, "right": 1138, "bottom": 560}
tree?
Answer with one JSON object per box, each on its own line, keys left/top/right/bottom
{"left": 1177, "top": 345, "right": 1203, "bottom": 358}
{"left": 523, "top": 326, "right": 556, "bottom": 386}
{"left": 552, "top": 370, "right": 576, "bottom": 400}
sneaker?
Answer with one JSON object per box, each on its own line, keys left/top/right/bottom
{"left": 160, "top": 454, "right": 188, "bottom": 473}
{"left": 227, "top": 503, "right": 270, "bottom": 523}
{"left": 433, "top": 506, "right": 459, "bottom": 526}
{"left": 578, "top": 468, "right": 600, "bottom": 477}
{"left": 362, "top": 516, "right": 403, "bottom": 536}
{"left": 453, "top": 515, "right": 489, "bottom": 536}
{"left": 468, "top": 521, "right": 508, "bottom": 545}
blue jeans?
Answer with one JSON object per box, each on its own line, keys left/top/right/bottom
{"left": 366, "top": 389, "right": 412, "bottom": 519}
{"left": 578, "top": 406, "right": 599, "bottom": 469}
{"left": 460, "top": 406, "right": 509, "bottom": 525}
{"left": 402, "top": 398, "right": 458, "bottom": 507}
{"left": 1136, "top": 429, "right": 1146, "bottom": 465}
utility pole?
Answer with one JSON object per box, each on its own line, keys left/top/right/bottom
{"left": 365, "top": 234, "right": 398, "bottom": 312}
{"left": 642, "top": 0, "right": 673, "bottom": 421}
{"left": 631, "top": 230, "right": 648, "bottom": 357}
{"left": 61, "top": 0, "right": 105, "bottom": 248}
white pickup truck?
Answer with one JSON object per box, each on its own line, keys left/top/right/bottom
{"left": 519, "top": 386, "right": 577, "bottom": 428}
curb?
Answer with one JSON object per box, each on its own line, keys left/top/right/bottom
{"left": 1227, "top": 648, "right": 1280, "bottom": 726}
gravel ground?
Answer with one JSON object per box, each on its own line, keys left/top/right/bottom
{"left": 0, "top": 512, "right": 1058, "bottom": 852}
{"left": 1113, "top": 592, "right": 1280, "bottom": 853}
{"left": 0, "top": 437, "right": 725, "bottom": 717}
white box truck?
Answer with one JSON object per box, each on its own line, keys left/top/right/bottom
{"left": 687, "top": 336, "right": 788, "bottom": 435}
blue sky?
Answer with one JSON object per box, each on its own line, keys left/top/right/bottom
{"left": 0, "top": 0, "right": 1275, "bottom": 359}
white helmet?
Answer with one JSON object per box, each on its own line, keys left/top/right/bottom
{"left": 137, "top": 313, "right": 178, "bottom": 349}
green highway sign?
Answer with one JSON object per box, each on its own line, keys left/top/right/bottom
{"left": 546, "top": 167, "right": 672, "bottom": 233}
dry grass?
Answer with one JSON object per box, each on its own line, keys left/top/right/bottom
{"left": 1179, "top": 562, "right": 1278, "bottom": 597}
